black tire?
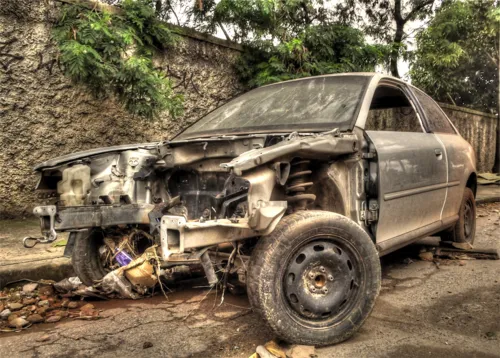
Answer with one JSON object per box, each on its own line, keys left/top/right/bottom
{"left": 440, "top": 187, "right": 476, "bottom": 244}
{"left": 71, "top": 228, "right": 107, "bottom": 286}
{"left": 247, "top": 211, "right": 381, "bottom": 346}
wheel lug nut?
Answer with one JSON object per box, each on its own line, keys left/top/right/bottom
{"left": 320, "top": 266, "right": 326, "bottom": 273}
{"left": 309, "top": 273, "right": 315, "bottom": 279}
{"left": 323, "top": 288, "right": 328, "bottom": 293}
{"left": 309, "top": 285, "right": 316, "bottom": 292}
{"left": 328, "top": 275, "right": 334, "bottom": 281}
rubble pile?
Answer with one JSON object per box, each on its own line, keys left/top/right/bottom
{"left": 0, "top": 281, "right": 100, "bottom": 332}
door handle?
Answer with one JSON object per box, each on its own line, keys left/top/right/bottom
{"left": 434, "top": 149, "right": 443, "bottom": 157}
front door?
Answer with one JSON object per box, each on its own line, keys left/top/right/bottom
{"left": 364, "top": 83, "right": 447, "bottom": 243}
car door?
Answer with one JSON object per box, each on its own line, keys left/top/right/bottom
{"left": 411, "top": 87, "right": 475, "bottom": 223}
{"left": 363, "top": 81, "right": 448, "bottom": 247}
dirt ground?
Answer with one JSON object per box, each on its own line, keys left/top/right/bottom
{"left": 0, "top": 202, "right": 499, "bottom": 358}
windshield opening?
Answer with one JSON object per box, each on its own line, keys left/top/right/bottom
{"left": 176, "top": 75, "right": 370, "bottom": 139}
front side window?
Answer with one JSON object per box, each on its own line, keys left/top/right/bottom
{"left": 365, "top": 85, "right": 423, "bottom": 133}
{"left": 413, "top": 89, "right": 456, "bottom": 134}
{"left": 177, "top": 76, "right": 370, "bottom": 139}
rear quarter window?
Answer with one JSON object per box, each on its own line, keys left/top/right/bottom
{"left": 413, "top": 89, "right": 456, "bottom": 134}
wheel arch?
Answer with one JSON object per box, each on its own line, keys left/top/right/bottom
{"left": 466, "top": 172, "right": 477, "bottom": 198}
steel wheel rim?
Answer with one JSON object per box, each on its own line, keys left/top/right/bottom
{"left": 282, "top": 237, "right": 364, "bottom": 327}
{"left": 463, "top": 199, "right": 474, "bottom": 239}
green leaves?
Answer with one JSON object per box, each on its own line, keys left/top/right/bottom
{"left": 410, "top": 0, "right": 499, "bottom": 113}
{"left": 237, "top": 23, "right": 389, "bottom": 87}
{"left": 53, "top": 0, "right": 183, "bottom": 119}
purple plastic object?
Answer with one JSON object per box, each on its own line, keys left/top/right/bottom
{"left": 115, "top": 248, "right": 133, "bottom": 266}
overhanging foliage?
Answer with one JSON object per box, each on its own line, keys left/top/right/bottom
{"left": 53, "top": 0, "right": 183, "bottom": 119}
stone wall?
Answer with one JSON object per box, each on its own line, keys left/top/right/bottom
{"left": 0, "top": 0, "right": 497, "bottom": 218}
{"left": 0, "top": 0, "right": 243, "bottom": 218}
{"left": 439, "top": 103, "right": 498, "bottom": 174}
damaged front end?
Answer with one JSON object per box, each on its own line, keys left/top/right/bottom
{"left": 28, "top": 130, "right": 360, "bottom": 295}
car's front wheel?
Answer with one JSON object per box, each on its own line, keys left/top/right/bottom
{"left": 247, "top": 211, "right": 381, "bottom": 346}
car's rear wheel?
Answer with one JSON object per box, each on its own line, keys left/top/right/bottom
{"left": 247, "top": 211, "right": 381, "bottom": 346}
{"left": 441, "top": 187, "right": 476, "bottom": 245}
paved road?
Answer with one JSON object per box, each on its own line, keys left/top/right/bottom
{"left": 1, "top": 202, "right": 499, "bottom": 357}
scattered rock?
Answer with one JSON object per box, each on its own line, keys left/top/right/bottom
{"left": 8, "top": 317, "right": 29, "bottom": 328}
{"left": 22, "top": 283, "right": 39, "bottom": 293}
{"left": 214, "top": 310, "right": 241, "bottom": 319}
{"left": 38, "top": 300, "right": 49, "bottom": 307}
{"left": 37, "top": 307, "right": 48, "bottom": 315}
{"left": 8, "top": 302, "right": 24, "bottom": 311}
{"left": 38, "top": 285, "right": 54, "bottom": 296}
{"left": 452, "top": 242, "right": 474, "bottom": 250}
{"left": 23, "top": 298, "right": 37, "bottom": 305}
{"left": 27, "top": 314, "right": 44, "bottom": 323}
{"left": 419, "top": 251, "right": 434, "bottom": 261}
{"left": 286, "top": 345, "right": 316, "bottom": 358}
{"left": 459, "top": 260, "right": 466, "bottom": 266}
{"left": 80, "top": 303, "right": 98, "bottom": 318}
{"left": 68, "top": 301, "right": 79, "bottom": 309}
{"left": 45, "top": 315, "right": 61, "bottom": 323}
{"left": 36, "top": 335, "right": 51, "bottom": 342}
{"left": 1, "top": 309, "right": 12, "bottom": 320}
{"left": 143, "top": 342, "right": 154, "bottom": 349}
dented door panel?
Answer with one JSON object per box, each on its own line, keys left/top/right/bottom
{"left": 365, "top": 131, "right": 447, "bottom": 242}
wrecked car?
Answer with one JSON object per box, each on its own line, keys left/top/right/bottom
{"left": 26, "top": 73, "right": 477, "bottom": 345}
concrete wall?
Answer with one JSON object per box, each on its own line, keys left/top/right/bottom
{"left": 0, "top": 0, "right": 497, "bottom": 218}
{"left": 439, "top": 103, "right": 498, "bottom": 175}
{"left": 0, "top": 0, "right": 243, "bottom": 218}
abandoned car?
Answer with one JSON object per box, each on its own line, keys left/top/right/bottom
{"left": 26, "top": 73, "right": 477, "bottom": 345}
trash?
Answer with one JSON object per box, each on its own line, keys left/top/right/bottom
{"left": 143, "top": 342, "right": 154, "bottom": 349}
{"left": 249, "top": 340, "right": 286, "bottom": 358}
{"left": 22, "top": 283, "right": 38, "bottom": 293}
{"left": 419, "top": 251, "right": 434, "bottom": 261}
{"left": 115, "top": 248, "right": 133, "bottom": 266}
{"left": 54, "top": 277, "right": 83, "bottom": 293}
{"left": 101, "top": 270, "right": 139, "bottom": 299}
{"left": 52, "top": 239, "right": 68, "bottom": 247}
{"left": 125, "top": 260, "right": 157, "bottom": 288}
{"left": 286, "top": 345, "right": 316, "bottom": 358}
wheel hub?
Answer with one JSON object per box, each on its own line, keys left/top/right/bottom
{"left": 283, "top": 240, "right": 359, "bottom": 320}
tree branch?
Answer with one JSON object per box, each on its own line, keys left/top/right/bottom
{"left": 404, "top": 0, "right": 434, "bottom": 22}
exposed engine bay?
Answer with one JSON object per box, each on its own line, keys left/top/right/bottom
{"left": 27, "top": 129, "right": 367, "bottom": 296}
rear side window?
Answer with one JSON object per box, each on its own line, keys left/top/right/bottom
{"left": 413, "top": 89, "right": 456, "bottom": 134}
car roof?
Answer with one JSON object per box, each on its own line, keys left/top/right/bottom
{"left": 259, "top": 72, "right": 406, "bottom": 89}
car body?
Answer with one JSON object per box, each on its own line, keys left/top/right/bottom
{"left": 27, "top": 73, "right": 477, "bottom": 345}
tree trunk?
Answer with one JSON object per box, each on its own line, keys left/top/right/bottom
{"left": 390, "top": 0, "right": 404, "bottom": 78}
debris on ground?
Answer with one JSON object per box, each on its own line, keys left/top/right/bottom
{"left": 0, "top": 280, "right": 102, "bottom": 333}
{"left": 249, "top": 340, "right": 316, "bottom": 358}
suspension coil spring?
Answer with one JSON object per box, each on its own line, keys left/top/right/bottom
{"left": 285, "top": 159, "right": 316, "bottom": 211}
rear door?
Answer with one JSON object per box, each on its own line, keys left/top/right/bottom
{"left": 363, "top": 81, "right": 447, "bottom": 244}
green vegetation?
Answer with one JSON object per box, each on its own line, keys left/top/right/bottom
{"left": 184, "top": 0, "right": 389, "bottom": 86}
{"left": 53, "top": 0, "right": 183, "bottom": 119}
{"left": 410, "top": 0, "right": 499, "bottom": 113}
